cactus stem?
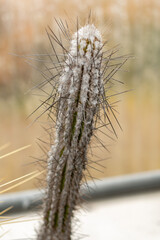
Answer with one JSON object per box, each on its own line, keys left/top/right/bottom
{"left": 33, "top": 18, "right": 130, "bottom": 240}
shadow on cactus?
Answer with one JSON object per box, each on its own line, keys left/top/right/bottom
{"left": 26, "top": 16, "right": 130, "bottom": 240}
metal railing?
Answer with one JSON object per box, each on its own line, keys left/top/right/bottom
{"left": 1, "top": 170, "right": 160, "bottom": 214}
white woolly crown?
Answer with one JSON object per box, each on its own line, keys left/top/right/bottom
{"left": 70, "top": 24, "right": 102, "bottom": 58}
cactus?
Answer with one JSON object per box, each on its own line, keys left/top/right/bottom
{"left": 34, "top": 19, "right": 129, "bottom": 240}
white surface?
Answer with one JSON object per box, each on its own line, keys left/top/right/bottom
{"left": 1, "top": 191, "right": 160, "bottom": 240}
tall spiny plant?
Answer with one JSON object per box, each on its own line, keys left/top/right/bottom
{"left": 37, "top": 23, "right": 104, "bottom": 240}
{"left": 28, "top": 17, "right": 129, "bottom": 240}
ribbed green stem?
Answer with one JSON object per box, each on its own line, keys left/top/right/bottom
{"left": 37, "top": 24, "right": 103, "bottom": 240}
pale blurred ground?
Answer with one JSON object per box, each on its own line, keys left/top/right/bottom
{"left": 1, "top": 191, "right": 160, "bottom": 239}
{"left": 0, "top": 0, "right": 160, "bottom": 192}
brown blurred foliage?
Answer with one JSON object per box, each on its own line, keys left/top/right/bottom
{"left": 0, "top": 0, "right": 160, "bottom": 192}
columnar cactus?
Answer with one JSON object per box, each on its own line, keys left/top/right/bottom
{"left": 36, "top": 20, "right": 128, "bottom": 240}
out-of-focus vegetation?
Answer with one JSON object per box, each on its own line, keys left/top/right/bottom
{"left": 0, "top": 0, "right": 160, "bottom": 192}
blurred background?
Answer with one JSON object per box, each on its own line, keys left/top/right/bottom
{"left": 0, "top": 0, "right": 160, "bottom": 192}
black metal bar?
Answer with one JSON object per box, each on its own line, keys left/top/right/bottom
{"left": 0, "top": 170, "right": 160, "bottom": 214}
{"left": 81, "top": 170, "right": 160, "bottom": 200}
